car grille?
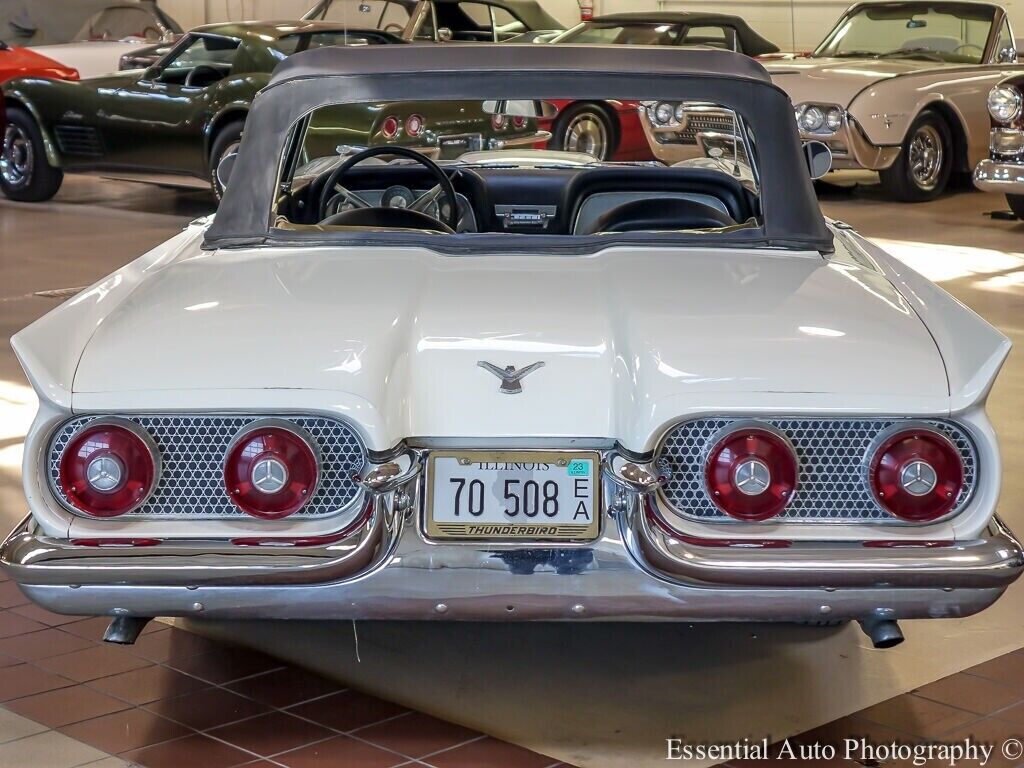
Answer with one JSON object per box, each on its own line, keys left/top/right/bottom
{"left": 53, "top": 125, "right": 103, "bottom": 157}
{"left": 658, "top": 418, "right": 977, "bottom": 523}
{"left": 678, "top": 112, "right": 737, "bottom": 144}
{"left": 48, "top": 414, "right": 365, "bottom": 520}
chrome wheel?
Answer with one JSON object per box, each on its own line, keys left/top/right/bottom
{"left": 907, "top": 124, "right": 943, "bottom": 191}
{"left": 1, "top": 123, "right": 33, "bottom": 190}
{"left": 564, "top": 112, "right": 609, "bottom": 160}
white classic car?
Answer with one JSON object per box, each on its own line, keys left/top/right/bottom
{"left": 644, "top": 1, "right": 1020, "bottom": 202}
{"left": 2, "top": 45, "right": 1021, "bottom": 649}
{"left": 29, "top": 2, "right": 181, "bottom": 79}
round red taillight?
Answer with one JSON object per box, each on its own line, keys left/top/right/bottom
{"left": 381, "top": 115, "right": 400, "bottom": 140}
{"left": 512, "top": 115, "right": 527, "bottom": 129}
{"left": 59, "top": 420, "right": 159, "bottom": 518}
{"left": 405, "top": 114, "right": 424, "bottom": 137}
{"left": 224, "top": 422, "right": 320, "bottom": 520}
{"left": 491, "top": 113, "right": 508, "bottom": 131}
{"left": 868, "top": 427, "right": 964, "bottom": 522}
{"left": 704, "top": 425, "right": 798, "bottom": 521}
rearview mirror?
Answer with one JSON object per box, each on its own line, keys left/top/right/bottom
{"left": 482, "top": 99, "right": 558, "bottom": 118}
{"left": 804, "top": 140, "right": 832, "bottom": 179}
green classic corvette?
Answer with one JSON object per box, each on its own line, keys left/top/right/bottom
{"left": 0, "top": 20, "right": 545, "bottom": 201}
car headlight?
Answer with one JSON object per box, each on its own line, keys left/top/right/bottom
{"left": 825, "top": 107, "right": 844, "bottom": 131}
{"left": 988, "top": 85, "right": 1022, "bottom": 123}
{"left": 799, "top": 105, "right": 825, "bottom": 132}
{"left": 654, "top": 102, "right": 675, "bottom": 125}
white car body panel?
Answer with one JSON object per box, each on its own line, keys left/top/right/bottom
{"left": 28, "top": 41, "right": 150, "bottom": 79}
{"left": 10, "top": 218, "right": 1010, "bottom": 543}
{"left": 66, "top": 242, "right": 948, "bottom": 445}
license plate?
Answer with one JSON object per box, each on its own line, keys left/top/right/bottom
{"left": 426, "top": 451, "right": 601, "bottom": 541}
{"left": 438, "top": 133, "right": 483, "bottom": 159}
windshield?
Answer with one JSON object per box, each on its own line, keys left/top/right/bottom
{"left": 271, "top": 96, "right": 759, "bottom": 241}
{"left": 303, "top": 0, "right": 412, "bottom": 32}
{"left": 555, "top": 22, "right": 682, "bottom": 45}
{"left": 814, "top": 3, "right": 995, "bottom": 63}
{"left": 74, "top": 7, "right": 165, "bottom": 42}
{"left": 271, "top": 30, "right": 397, "bottom": 59}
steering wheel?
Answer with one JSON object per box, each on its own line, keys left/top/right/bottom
{"left": 383, "top": 23, "right": 405, "bottom": 34}
{"left": 318, "top": 145, "right": 460, "bottom": 232}
{"left": 952, "top": 43, "right": 983, "bottom": 57}
{"left": 184, "top": 65, "right": 222, "bottom": 88}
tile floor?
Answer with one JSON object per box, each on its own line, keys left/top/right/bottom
{"left": 3, "top": 579, "right": 1024, "bottom": 768}
{"left": 0, "top": 571, "right": 568, "bottom": 767}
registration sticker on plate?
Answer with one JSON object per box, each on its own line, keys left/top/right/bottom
{"left": 425, "top": 451, "right": 601, "bottom": 541}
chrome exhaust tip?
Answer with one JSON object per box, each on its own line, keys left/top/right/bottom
{"left": 859, "top": 618, "right": 904, "bottom": 649}
{"left": 102, "top": 616, "right": 152, "bottom": 645}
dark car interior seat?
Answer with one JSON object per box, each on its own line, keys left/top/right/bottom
{"left": 580, "top": 197, "right": 737, "bottom": 234}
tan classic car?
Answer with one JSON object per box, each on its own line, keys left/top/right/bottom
{"left": 643, "top": 2, "right": 1020, "bottom": 202}
{"left": 767, "top": 1, "right": 1020, "bottom": 201}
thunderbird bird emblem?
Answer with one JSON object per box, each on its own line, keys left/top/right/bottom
{"left": 477, "top": 361, "right": 545, "bottom": 394}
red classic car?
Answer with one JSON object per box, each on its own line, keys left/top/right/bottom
{"left": 0, "top": 42, "right": 80, "bottom": 83}
{"left": 543, "top": 12, "right": 779, "bottom": 161}
{"left": 1, "top": 41, "right": 79, "bottom": 138}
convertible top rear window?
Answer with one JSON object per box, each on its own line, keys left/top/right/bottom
{"left": 205, "top": 45, "right": 832, "bottom": 253}
{"left": 272, "top": 98, "right": 760, "bottom": 241}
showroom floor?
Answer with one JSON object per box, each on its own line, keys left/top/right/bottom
{"left": 0, "top": 174, "right": 1023, "bottom": 767}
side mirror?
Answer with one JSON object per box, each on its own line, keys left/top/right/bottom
{"left": 804, "top": 140, "right": 832, "bottom": 179}
{"left": 437, "top": 26, "right": 453, "bottom": 42}
{"left": 998, "top": 46, "right": 1017, "bottom": 63}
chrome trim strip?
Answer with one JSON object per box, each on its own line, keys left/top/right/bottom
{"left": 632, "top": 506, "right": 1023, "bottom": 590}
{"left": 974, "top": 157, "right": 1024, "bottom": 193}
{"left": 4, "top": 495, "right": 1020, "bottom": 595}
{"left": 0, "top": 506, "right": 389, "bottom": 587}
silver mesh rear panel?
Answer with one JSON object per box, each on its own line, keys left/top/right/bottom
{"left": 48, "top": 415, "right": 364, "bottom": 519}
{"left": 658, "top": 418, "right": 976, "bottom": 523}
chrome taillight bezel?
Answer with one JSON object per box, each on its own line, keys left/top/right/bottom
{"left": 55, "top": 417, "right": 162, "bottom": 517}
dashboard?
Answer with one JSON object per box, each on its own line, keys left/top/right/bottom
{"left": 285, "top": 162, "right": 758, "bottom": 236}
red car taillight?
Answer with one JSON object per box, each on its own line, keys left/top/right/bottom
{"left": 224, "top": 422, "right": 320, "bottom": 520}
{"left": 381, "top": 115, "right": 400, "bottom": 140}
{"left": 491, "top": 113, "right": 508, "bottom": 131}
{"left": 59, "top": 420, "right": 159, "bottom": 517}
{"left": 704, "top": 426, "right": 798, "bottom": 521}
{"left": 405, "top": 114, "right": 424, "bottom": 137}
{"left": 868, "top": 427, "right": 964, "bottom": 521}
{"left": 513, "top": 115, "right": 527, "bottom": 129}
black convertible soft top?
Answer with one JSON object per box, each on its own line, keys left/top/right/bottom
{"left": 206, "top": 44, "right": 832, "bottom": 253}
{"left": 586, "top": 12, "right": 780, "bottom": 56}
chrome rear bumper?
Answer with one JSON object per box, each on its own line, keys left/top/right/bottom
{"left": 2, "top": 491, "right": 1021, "bottom": 622}
{"left": 974, "top": 158, "right": 1024, "bottom": 194}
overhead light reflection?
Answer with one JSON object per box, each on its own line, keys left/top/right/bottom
{"left": 799, "top": 326, "right": 846, "bottom": 337}
{"left": 0, "top": 380, "right": 37, "bottom": 471}
{"left": 874, "top": 238, "right": 1024, "bottom": 283}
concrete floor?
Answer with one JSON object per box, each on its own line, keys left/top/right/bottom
{"left": 1, "top": 174, "right": 1023, "bottom": 768}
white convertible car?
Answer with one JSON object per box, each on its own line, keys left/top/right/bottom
{"left": 2, "top": 45, "right": 1021, "bottom": 649}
